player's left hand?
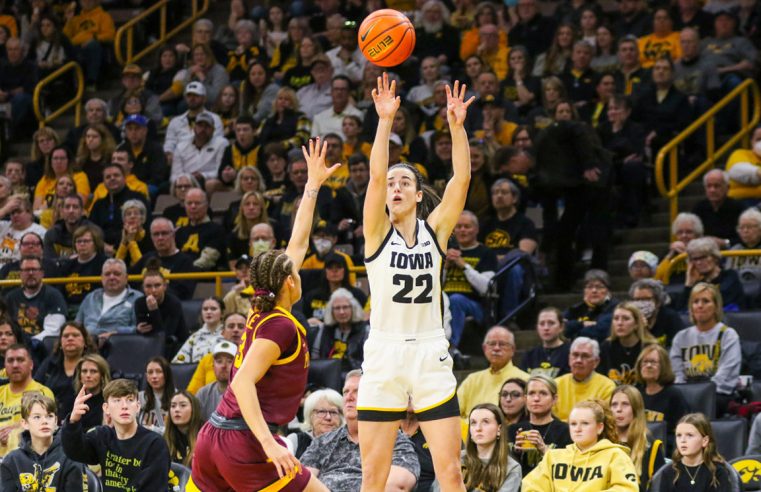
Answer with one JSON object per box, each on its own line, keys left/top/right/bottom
{"left": 301, "top": 137, "right": 342, "bottom": 188}
{"left": 446, "top": 80, "right": 475, "bottom": 128}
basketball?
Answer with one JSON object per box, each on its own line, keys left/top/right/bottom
{"left": 358, "top": 9, "right": 416, "bottom": 67}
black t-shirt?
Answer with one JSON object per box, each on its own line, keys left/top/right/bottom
{"left": 508, "top": 419, "right": 572, "bottom": 477}
{"left": 519, "top": 343, "right": 571, "bottom": 378}
{"left": 5, "top": 286, "right": 67, "bottom": 337}
{"left": 443, "top": 244, "right": 498, "bottom": 301}
{"left": 57, "top": 253, "right": 107, "bottom": 306}
{"left": 692, "top": 198, "right": 745, "bottom": 245}
{"left": 639, "top": 384, "right": 690, "bottom": 433}
{"left": 408, "top": 428, "right": 434, "bottom": 492}
{"left": 129, "top": 251, "right": 197, "bottom": 300}
{"left": 658, "top": 462, "right": 731, "bottom": 492}
{"left": 163, "top": 204, "right": 187, "bottom": 227}
{"left": 175, "top": 220, "right": 227, "bottom": 269}
{"left": 598, "top": 339, "right": 643, "bottom": 385}
{"left": 479, "top": 213, "right": 538, "bottom": 258}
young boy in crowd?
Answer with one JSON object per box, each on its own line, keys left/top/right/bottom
{"left": 0, "top": 393, "right": 85, "bottom": 491}
{"left": 62, "top": 379, "right": 170, "bottom": 492}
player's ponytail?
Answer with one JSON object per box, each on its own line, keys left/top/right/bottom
{"left": 249, "top": 250, "right": 293, "bottom": 312}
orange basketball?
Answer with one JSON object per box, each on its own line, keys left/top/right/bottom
{"left": 358, "top": 9, "right": 416, "bottom": 67}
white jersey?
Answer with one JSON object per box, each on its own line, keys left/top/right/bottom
{"left": 365, "top": 219, "right": 444, "bottom": 336}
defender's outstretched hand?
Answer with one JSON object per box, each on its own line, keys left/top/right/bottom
{"left": 301, "top": 137, "right": 342, "bottom": 187}
{"left": 372, "top": 72, "right": 401, "bottom": 120}
{"left": 446, "top": 80, "right": 475, "bottom": 128}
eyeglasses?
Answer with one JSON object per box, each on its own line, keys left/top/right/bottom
{"left": 485, "top": 341, "right": 512, "bottom": 348}
{"left": 689, "top": 255, "right": 710, "bottom": 262}
{"left": 20, "top": 268, "right": 41, "bottom": 273}
{"left": 500, "top": 391, "right": 523, "bottom": 399}
{"left": 175, "top": 184, "right": 192, "bottom": 190}
{"left": 570, "top": 352, "right": 594, "bottom": 360}
{"left": 20, "top": 242, "right": 41, "bottom": 247}
{"left": 641, "top": 359, "right": 660, "bottom": 366}
{"left": 151, "top": 230, "right": 173, "bottom": 237}
{"left": 75, "top": 238, "right": 93, "bottom": 244}
{"left": 313, "top": 409, "right": 341, "bottom": 418}
{"left": 585, "top": 283, "right": 607, "bottom": 291}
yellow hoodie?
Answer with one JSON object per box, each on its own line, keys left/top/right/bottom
{"left": 522, "top": 439, "right": 639, "bottom": 492}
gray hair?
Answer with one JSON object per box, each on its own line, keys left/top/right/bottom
{"left": 570, "top": 336, "right": 599, "bottom": 358}
{"left": 483, "top": 325, "right": 515, "bottom": 346}
{"left": 170, "top": 173, "right": 201, "bottom": 197}
{"left": 301, "top": 388, "right": 344, "bottom": 432}
{"left": 150, "top": 217, "right": 175, "bottom": 232}
{"left": 323, "top": 288, "right": 365, "bottom": 325}
{"left": 629, "top": 278, "right": 668, "bottom": 306}
{"left": 85, "top": 97, "right": 108, "bottom": 115}
{"left": 460, "top": 210, "right": 479, "bottom": 229}
{"left": 102, "top": 258, "right": 127, "bottom": 275}
{"left": 671, "top": 212, "right": 704, "bottom": 237}
{"left": 235, "top": 19, "right": 258, "bottom": 38}
{"left": 686, "top": 237, "right": 721, "bottom": 261}
{"left": 739, "top": 207, "right": 761, "bottom": 228}
{"left": 491, "top": 178, "right": 521, "bottom": 204}
{"left": 703, "top": 168, "right": 729, "bottom": 186}
{"left": 421, "top": 0, "right": 451, "bottom": 19}
{"left": 345, "top": 369, "right": 362, "bottom": 383}
{"left": 194, "top": 18, "right": 214, "bottom": 31}
{"left": 121, "top": 199, "right": 146, "bottom": 222}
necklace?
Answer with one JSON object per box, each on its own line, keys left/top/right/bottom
{"left": 684, "top": 463, "right": 702, "bottom": 485}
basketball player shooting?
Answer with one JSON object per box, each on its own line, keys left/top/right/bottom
{"left": 358, "top": 73, "right": 474, "bottom": 492}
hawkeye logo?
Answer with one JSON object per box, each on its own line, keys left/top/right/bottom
{"left": 734, "top": 459, "right": 761, "bottom": 485}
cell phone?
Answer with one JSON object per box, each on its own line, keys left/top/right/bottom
{"left": 138, "top": 311, "right": 152, "bottom": 325}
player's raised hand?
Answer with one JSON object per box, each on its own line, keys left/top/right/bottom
{"left": 372, "top": 72, "right": 400, "bottom": 120}
{"left": 446, "top": 80, "right": 475, "bottom": 128}
{"left": 70, "top": 386, "right": 93, "bottom": 423}
{"left": 301, "top": 137, "right": 342, "bottom": 188}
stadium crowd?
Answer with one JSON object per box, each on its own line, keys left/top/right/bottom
{"left": 0, "top": 0, "right": 758, "bottom": 489}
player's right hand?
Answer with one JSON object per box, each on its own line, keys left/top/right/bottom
{"left": 70, "top": 386, "right": 93, "bottom": 423}
{"left": 263, "top": 438, "right": 301, "bottom": 479}
{"left": 372, "top": 72, "right": 400, "bottom": 120}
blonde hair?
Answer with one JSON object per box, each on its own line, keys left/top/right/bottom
{"left": 572, "top": 399, "right": 618, "bottom": 444}
{"left": 611, "top": 385, "right": 649, "bottom": 476}
{"left": 688, "top": 282, "right": 724, "bottom": 324}
{"left": 608, "top": 302, "right": 658, "bottom": 345}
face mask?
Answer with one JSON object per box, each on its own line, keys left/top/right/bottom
{"left": 753, "top": 140, "right": 761, "bottom": 157}
{"left": 251, "top": 240, "right": 271, "bottom": 256}
{"left": 313, "top": 238, "right": 332, "bottom": 256}
{"left": 632, "top": 300, "right": 657, "bottom": 320}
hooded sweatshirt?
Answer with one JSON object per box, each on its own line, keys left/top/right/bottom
{"left": 0, "top": 430, "right": 85, "bottom": 491}
{"left": 522, "top": 439, "right": 639, "bottom": 492}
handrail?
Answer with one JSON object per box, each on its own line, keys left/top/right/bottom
{"left": 663, "top": 249, "right": 761, "bottom": 283}
{"left": 0, "top": 266, "right": 368, "bottom": 298}
{"left": 32, "top": 61, "right": 84, "bottom": 128}
{"left": 114, "top": 0, "right": 210, "bottom": 65}
{"left": 487, "top": 254, "right": 536, "bottom": 325}
{"left": 655, "top": 79, "right": 761, "bottom": 226}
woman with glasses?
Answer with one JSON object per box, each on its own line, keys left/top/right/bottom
{"left": 310, "top": 288, "right": 368, "bottom": 377}
{"left": 564, "top": 269, "right": 619, "bottom": 342}
{"left": 164, "top": 174, "right": 200, "bottom": 227}
{"left": 634, "top": 344, "right": 689, "bottom": 434}
{"left": 57, "top": 224, "right": 107, "bottom": 309}
{"left": 286, "top": 389, "right": 344, "bottom": 458}
{"left": 674, "top": 237, "right": 744, "bottom": 311}
{"left": 727, "top": 208, "right": 761, "bottom": 282}
{"left": 498, "top": 378, "right": 528, "bottom": 426}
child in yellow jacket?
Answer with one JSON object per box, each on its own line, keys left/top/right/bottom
{"left": 63, "top": 0, "right": 115, "bottom": 46}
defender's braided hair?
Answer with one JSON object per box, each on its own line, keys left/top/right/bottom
{"left": 249, "top": 250, "right": 294, "bottom": 312}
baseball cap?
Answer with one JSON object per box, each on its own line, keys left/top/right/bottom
{"left": 213, "top": 341, "right": 238, "bottom": 358}
{"left": 185, "top": 81, "right": 207, "bottom": 97}
{"left": 122, "top": 64, "right": 143, "bottom": 76}
{"left": 628, "top": 251, "right": 658, "bottom": 271}
{"left": 389, "top": 133, "right": 403, "bottom": 147}
{"left": 195, "top": 111, "right": 215, "bottom": 127}
{"left": 124, "top": 114, "right": 148, "bottom": 127}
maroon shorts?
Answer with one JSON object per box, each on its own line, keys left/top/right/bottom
{"left": 190, "top": 421, "right": 311, "bottom": 491}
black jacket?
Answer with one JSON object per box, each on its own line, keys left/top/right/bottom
{"left": 309, "top": 322, "right": 369, "bottom": 375}
{"left": 133, "top": 291, "right": 189, "bottom": 358}
{"left": 34, "top": 354, "right": 76, "bottom": 421}
{"left": 43, "top": 218, "right": 101, "bottom": 259}
{"left": 0, "top": 430, "right": 85, "bottom": 491}
{"left": 89, "top": 188, "right": 150, "bottom": 246}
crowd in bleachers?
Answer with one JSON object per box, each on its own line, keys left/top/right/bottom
{"left": 0, "top": 0, "right": 759, "bottom": 489}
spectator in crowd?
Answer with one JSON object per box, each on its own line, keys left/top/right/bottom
{"left": 499, "top": 378, "right": 529, "bottom": 427}
{"left": 177, "top": 19, "right": 227, "bottom": 69}
{"left": 509, "top": 375, "right": 572, "bottom": 477}
{"left": 63, "top": 379, "right": 170, "bottom": 490}
{"left": 628, "top": 251, "right": 658, "bottom": 281}
{"left": 195, "top": 341, "right": 236, "bottom": 421}
{"left": 281, "top": 35, "right": 321, "bottom": 91}
{"left": 238, "top": 60, "right": 278, "bottom": 126}
{"left": 62, "top": 0, "right": 114, "bottom": 89}
{"left": 0, "top": 319, "right": 23, "bottom": 383}
{"left": 130, "top": 218, "right": 197, "bottom": 300}
{"left": 164, "top": 391, "right": 201, "bottom": 466}
{"left": 591, "top": 24, "right": 618, "bottom": 74}
{"left": 138, "top": 356, "right": 175, "bottom": 433}
{"left": 73, "top": 354, "right": 111, "bottom": 432}
{"left": 414, "top": 0, "right": 460, "bottom": 68}
{"left": 302, "top": 252, "right": 365, "bottom": 322}
{"left": 34, "top": 321, "right": 95, "bottom": 421}
{"left": 29, "top": 12, "right": 73, "bottom": 78}
{"left": 172, "top": 297, "right": 224, "bottom": 364}
{"left": 658, "top": 413, "right": 734, "bottom": 490}
{"left": 134, "top": 267, "right": 188, "bottom": 358}
{"left": 0, "top": 200, "right": 46, "bottom": 266}
{"left": 300, "top": 370, "right": 420, "bottom": 491}
{"left": 109, "top": 64, "right": 163, "bottom": 125}
{"left": 286, "top": 389, "right": 344, "bottom": 458}
{"left": 462, "top": 403, "right": 522, "bottom": 490}
{"left": 746, "top": 408, "right": 761, "bottom": 454}
{"left": 670, "top": 282, "right": 741, "bottom": 414}
{"left": 691, "top": 169, "right": 744, "bottom": 246}
{"left": 560, "top": 41, "right": 597, "bottom": 116}
{"left": 459, "top": 2, "right": 504, "bottom": 60}
{"left": 115, "top": 115, "right": 168, "bottom": 197}
{"left": 408, "top": 58, "right": 442, "bottom": 116}
{"left": 502, "top": 47, "right": 540, "bottom": 118}
{"left": 36, "top": 175, "right": 76, "bottom": 230}
{"left": 598, "top": 303, "right": 657, "bottom": 385}
{"left": 324, "top": 21, "right": 365, "bottom": 85}
{"left": 0, "top": 344, "right": 54, "bottom": 457}
{"left": 0, "top": 393, "right": 85, "bottom": 491}
{"left": 614, "top": 0, "right": 650, "bottom": 38}
{"left": 75, "top": 259, "right": 141, "bottom": 342}
{"left": 311, "top": 76, "right": 363, "bottom": 139}
{"left": 256, "top": 88, "right": 312, "bottom": 152}
{"left": 163, "top": 82, "right": 224, "bottom": 164}
{"left": 178, "top": 43, "right": 229, "bottom": 105}
{"left": 702, "top": 10, "right": 758, "bottom": 92}
{"left": 226, "top": 191, "right": 271, "bottom": 262}
{"left": 4, "top": 160, "right": 28, "bottom": 201}
{"left": 629, "top": 278, "right": 685, "bottom": 346}
{"left": 309, "top": 288, "right": 368, "bottom": 376}
{"left": 523, "top": 399, "right": 638, "bottom": 491}
{"left": 296, "top": 54, "right": 334, "bottom": 120}
{"left": 113, "top": 199, "right": 152, "bottom": 269}
{"left": 476, "top": 24, "right": 509, "bottom": 80}
{"left": 163, "top": 174, "right": 198, "bottom": 227}
{"left": 174, "top": 188, "right": 226, "bottom": 270}
{"left": 655, "top": 212, "right": 704, "bottom": 284}
{"left": 5, "top": 256, "right": 66, "bottom": 341}
{"left": 564, "top": 269, "right": 619, "bottom": 342}
{"left": 610, "top": 385, "right": 666, "bottom": 490}
{"left": 444, "top": 211, "right": 497, "bottom": 348}
{"left": 222, "top": 256, "right": 253, "bottom": 315}
{"left": 224, "top": 19, "right": 262, "bottom": 84}
{"left": 57, "top": 224, "right": 107, "bottom": 309}
{"left": 728, "top": 208, "right": 761, "bottom": 282}
{"left": 532, "top": 23, "right": 575, "bottom": 78}
{"left": 726, "top": 125, "right": 761, "bottom": 201}
{"left": 458, "top": 326, "right": 529, "bottom": 417}
{"left": 217, "top": 115, "right": 257, "bottom": 189}
{"left": 675, "top": 237, "right": 744, "bottom": 311}
{"left": 171, "top": 111, "right": 229, "bottom": 194}
{"left": 0, "top": 231, "right": 58, "bottom": 286}
{"left": 553, "top": 337, "right": 616, "bottom": 421}
{"left": 330, "top": 153, "right": 368, "bottom": 245}
{"left": 63, "top": 98, "right": 119, "bottom": 153}
{"left": 186, "top": 312, "right": 245, "bottom": 394}
{"left": 42, "top": 194, "right": 98, "bottom": 259}
{"left": 88, "top": 163, "right": 148, "bottom": 251}
{"left": 521, "top": 308, "right": 571, "bottom": 378}
{"left": 634, "top": 344, "right": 689, "bottom": 434}
{"left": 613, "top": 36, "right": 651, "bottom": 97}
{"left": 0, "top": 38, "right": 37, "bottom": 138}
{"left": 526, "top": 76, "right": 566, "bottom": 129}
{"left": 674, "top": 28, "right": 721, "bottom": 109}
{"left": 674, "top": 0, "right": 715, "bottom": 36}
{"left": 637, "top": 8, "right": 682, "bottom": 68}
{"left": 509, "top": 0, "right": 557, "bottom": 58}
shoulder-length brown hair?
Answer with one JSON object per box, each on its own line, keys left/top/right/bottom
{"left": 76, "top": 123, "right": 116, "bottom": 166}
{"left": 634, "top": 344, "right": 675, "bottom": 386}
{"left": 164, "top": 390, "right": 202, "bottom": 467}
{"left": 74, "top": 354, "right": 111, "bottom": 393}
{"left": 463, "top": 403, "right": 513, "bottom": 491}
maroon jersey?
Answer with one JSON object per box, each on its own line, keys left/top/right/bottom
{"left": 216, "top": 306, "right": 310, "bottom": 425}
